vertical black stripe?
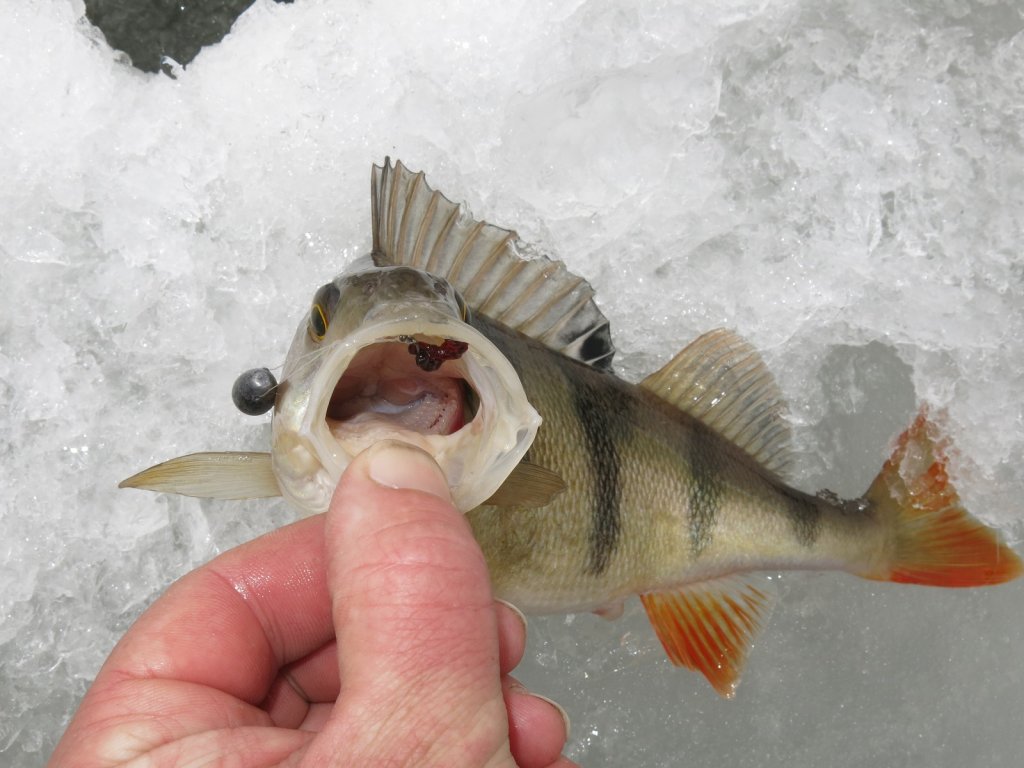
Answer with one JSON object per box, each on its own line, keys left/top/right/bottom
{"left": 572, "top": 378, "right": 629, "bottom": 575}
{"left": 783, "top": 487, "right": 823, "bottom": 547}
{"left": 688, "top": 422, "right": 723, "bottom": 556}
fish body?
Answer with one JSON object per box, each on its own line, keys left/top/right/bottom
{"left": 122, "top": 159, "right": 1022, "bottom": 697}
{"left": 466, "top": 314, "right": 878, "bottom": 614}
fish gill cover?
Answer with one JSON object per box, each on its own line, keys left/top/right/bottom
{"left": 2, "top": 1, "right": 1024, "bottom": 766}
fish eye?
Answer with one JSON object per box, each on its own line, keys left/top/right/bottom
{"left": 309, "top": 305, "right": 328, "bottom": 341}
{"left": 308, "top": 283, "right": 340, "bottom": 342}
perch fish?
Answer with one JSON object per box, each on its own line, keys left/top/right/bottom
{"left": 122, "top": 159, "right": 1022, "bottom": 697}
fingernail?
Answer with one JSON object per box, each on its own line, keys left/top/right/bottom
{"left": 532, "top": 693, "right": 571, "bottom": 739}
{"left": 496, "top": 599, "right": 528, "bottom": 632}
{"left": 365, "top": 440, "right": 451, "bottom": 501}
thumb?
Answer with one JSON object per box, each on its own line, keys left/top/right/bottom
{"left": 319, "top": 440, "right": 512, "bottom": 765}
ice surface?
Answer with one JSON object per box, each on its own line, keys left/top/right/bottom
{"left": 3, "top": 0, "right": 1024, "bottom": 765}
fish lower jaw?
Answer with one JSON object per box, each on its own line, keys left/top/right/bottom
{"left": 323, "top": 413, "right": 482, "bottom": 473}
{"left": 270, "top": 432, "right": 334, "bottom": 513}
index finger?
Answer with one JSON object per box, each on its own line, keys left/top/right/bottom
{"left": 92, "top": 511, "right": 334, "bottom": 705}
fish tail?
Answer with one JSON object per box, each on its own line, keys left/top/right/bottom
{"left": 861, "top": 409, "right": 1022, "bottom": 587}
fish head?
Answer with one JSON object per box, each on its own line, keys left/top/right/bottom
{"left": 271, "top": 259, "right": 542, "bottom": 514}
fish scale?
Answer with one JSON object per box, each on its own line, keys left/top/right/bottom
{"left": 468, "top": 315, "right": 879, "bottom": 614}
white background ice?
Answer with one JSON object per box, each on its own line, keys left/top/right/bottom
{"left": 3, "top": 0, "right": 1023, "bottom": 765}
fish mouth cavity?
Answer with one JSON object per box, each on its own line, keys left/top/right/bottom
{"left": 286, "top": 315, "right": 541, "bottom": 513}
{"left": 324, "top": 339, "right": 478, "bottom": 439}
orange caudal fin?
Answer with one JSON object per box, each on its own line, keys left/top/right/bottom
{"left": 640, "top": 576, "right": 776, "bottom": 698}
{"left": 863, "top": 408, "right": 1023, "bottom": 587}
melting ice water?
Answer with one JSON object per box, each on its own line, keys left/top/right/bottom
{"left": 3, "top": 0, "right": 1024, "bottom": 765}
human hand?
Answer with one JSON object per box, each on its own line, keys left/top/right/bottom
{"left": 49, "top": 441, "right": 575, "bottom": 767}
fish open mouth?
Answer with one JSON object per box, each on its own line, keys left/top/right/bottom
{"left": 275, "top": 314, "right": 540, "bottom": 514}
{"left": 324, "top": 340, "right": 477, "bottom": 439}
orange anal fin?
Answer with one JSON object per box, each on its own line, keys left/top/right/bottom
{"left": 865, "top": 408, "right": 1023, "bottom": 587}
{"left": 640, "top": 576, "right": 776, "bottom": 698}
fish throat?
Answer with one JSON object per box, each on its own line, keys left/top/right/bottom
{"left": 325, "top": 340, "right": 476, "bottom": 438}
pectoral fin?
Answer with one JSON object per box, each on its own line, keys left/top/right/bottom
{"left": 483, "top": 460, "right": 566, "bottom": 508}
{"left": 119, "top": 452, "right": 281, "bottom": 500}
{"left": 640, "top": 575, "right": 777, "bottom": 698}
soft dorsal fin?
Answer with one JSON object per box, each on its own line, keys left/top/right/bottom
{"left": 640, "top": 328, "right": 792, "bottom": 476}
{"left": 119, "top": 452, "right": 281, "bottom": 499}
{"left": 640, "top": 575, "right": 777, "bottom": 698}
{"left": 371, "top": 158, "right": 615, "bottom": 371}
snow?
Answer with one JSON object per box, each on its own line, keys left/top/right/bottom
{"left": 2, "top": 0, "right": 1023, "bottom": 765}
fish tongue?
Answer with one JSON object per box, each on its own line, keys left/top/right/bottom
{"left": 379, "top": 380, "right": 464, "bottom": 434}
{"left": 329, "top": 375, "right": 465, "bottom": 436}
{"left": 376, "top": 377, "right": 430, "bottom": 405}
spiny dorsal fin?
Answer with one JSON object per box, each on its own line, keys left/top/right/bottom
{"left": 640, "top": 574, "right": 777, "bottom": 698}
{"left": 483, "top": 460, "right": 566, "bottom": 508}
{"left": 119, "top": 452, "right": 281, "bottom": 499}
{"left": 640, "top": 328, "right": 792, "bottom": 476}
{"left": 371, "top": 158, "right": 615, "bottom": 371}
